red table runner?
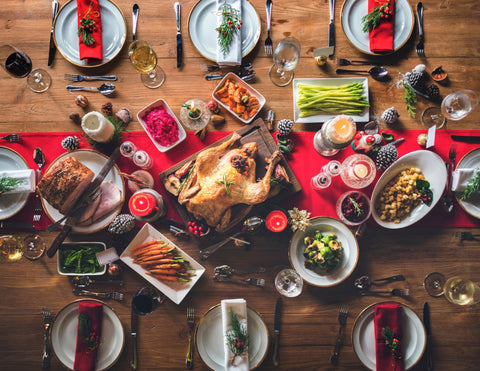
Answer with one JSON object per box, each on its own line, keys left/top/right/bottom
{"left": 3, "top": 129, "right": 480, "bottom": 230}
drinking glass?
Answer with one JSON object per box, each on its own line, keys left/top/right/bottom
{"left": 0, "top": 45, "right": 51, "bottom": 93}
{"left": 269, "top": 36, "right": 301, "bottom": 87}
{"left": 274, "top": 268, "right": 303, "bottom": 297}
{"left": 424, "top": 272, "right": 480, "bottom": 305}
{"left": 441, "top": 89, "right": 479, "bottom": 121}
{"left": 132, "top": 286, "right": 165, "bottom": 315}
{"left": 421, "top": 106, "right": 446, "bottom": 129}
{"left": 0, "top": 235, "right": 24, "bottom": 262}
{"left": 128, "top": 40, "right": 165, "bottom": 89}
{"left": 23, "top": 234, "right": 45, "bottom": 260}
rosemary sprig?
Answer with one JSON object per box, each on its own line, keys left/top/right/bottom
{"left": 215, "top": 1, "right": 242, "bottom": 57}
{"left": 349, "top": 197, "right": 364, "bottom": 217}
{"left": 402, "top": 81, "right": 417, "bottom": 117}
{"left": 216, "top": 173, "right": 235, "bottom": 196}
{"left": 361, "top": 0, "right": 394, "bottom": 32}
{"left": 78, "top": 3, "right": 98, "bottom": 46}
{"left": 460, "top": 169, "right": 480, "bottom": 201}
{"left": 225, "top": 308, "right": 248, "bottom": 365}
{"left": 0, "top": 176, "right": 24, "bottom": 196}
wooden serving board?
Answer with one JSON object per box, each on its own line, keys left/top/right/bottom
{"left": 159, "top": 118, "right": 302, "bottom": 237}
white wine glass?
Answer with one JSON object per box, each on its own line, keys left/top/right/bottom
{"left": 269, "top": 36, "right": 301, "bottom": 87}
{"left": 0, "top": 45, "right": 51, "bottom": 93}
{"left": 424, "top": 272, "right": 480, "bottom": 305}
{"left": 274, "top": 268, "right": 303, "bottom": 297}
{"left": 128, "top": 40, "right": 165, "bottom": 89}
{"left": 441, "top": 89, "right": 479, "bottom": 121}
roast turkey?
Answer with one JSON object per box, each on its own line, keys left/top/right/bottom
{"left": 176, "top": 133, "right": 282, "bottom": 232}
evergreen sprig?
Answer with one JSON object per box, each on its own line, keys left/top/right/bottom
{"left": 382, "top": 326, "right": 402, "bottom": 369}
{"left": 216, "top": 173, "right": 235, "bottom": 196}
{"left": 460, "top": 169, "right": 480, "bottom": 201}
{"left": 0, "top": 176, "right": 24, "bottom": 196}
{"left": 216, "top": 1, "right": 242, "bottom": 57}
{"left": 402, "top": 81, "right": 417, "bottom": 118}
{"left": 78, "top": 3, "right": 98, "bottom": 46}
{"left": 225, "top": 308, "right": 248, "bottom": 365}
{"left": 349, "top": 197, "right": 364, "bottom": 217}
{"left": 361, "top": 0, "right": 394, "bottom": 32}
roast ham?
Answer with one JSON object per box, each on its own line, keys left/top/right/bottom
{"left": 78, "top": 181, "right": 122, "bottom": 226}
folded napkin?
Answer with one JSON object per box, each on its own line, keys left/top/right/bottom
{"left": 0, "top": 169, "right": 35, "bottom": 195}
{"left": 77, "top": 0, "right": 103, "bottom": 61}
{"left": 74, "top": 301, "right": 103, "bottom": 371}
{"left": 221, "top": 299, "right": 249, "bottom": 371}
{"left": 368, "top": 0, "right": 395, "bottom": 53}
{"left": 451, "top": 168, "right": 477, "bottom": 192}
{"left": 374, "top": 303, "right": 404, "bottom": 371}
{"left": 216, "top": 0, "right": 242, "bottom": 66}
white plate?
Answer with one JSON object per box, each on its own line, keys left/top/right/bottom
{"left": 50, "top": 299, "right": 124, "bottom": 371}
{"left": 293, "top": 77, "right": 369, "bottom": 123}
{"left": 54, "top": 0, "right": 126, "bottom": 68}
{"left": 137, "top": 98, "right": 187, "bottom": 153}
{"left": 196, "top": 304, "right": 269, "bottom": 370}
{"left": 371, "top": 150, "right": 447, "bottom": 229}
{"left": 0, "top": 147, "right": 30, "bottom": 220}
{"left": 455, "top": 147, "right": 480, "bottom": 218}
{"left": 120, "top": 223, "right": 205, "bottom": 305}
{"left": 42, "top": 149, "right": 125, "bottom": 234}
{"left": 188, "top": 0, "right": 261, "bottom": 61}
{"left": 288, "top": 217, "right": 359, "bottom": 287}
{"left": 352, "top": 302, "right": 426, "bottom": 370}
{"left": 341, "top": 0, "right": 414, "bottom": 55}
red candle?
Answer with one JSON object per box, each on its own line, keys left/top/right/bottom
{"left": 265, "top": 210, "right": 288, "bottom": 232}
{"left": 129, "top": 192, "right": 158, "bottom": 217}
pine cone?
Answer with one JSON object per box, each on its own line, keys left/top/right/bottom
{"left": 108, "top": 214, "right": 136, "bottom": 234}
{"left": 277, "top": 119, "right": 294, "bottom": 136}
{"left": 412, "top": 64, "right": 427, "bottom": 74}
{"left": 426, "top": 84, "right": 440, "bottom": 100}
{"left": 381, "top": 107, "right": 400, "bottom": 124}
{"left": 405, "top": 71, "right": 425, "bottom": 90}
{"left": 61, "top": 136, "right": 79, "bottom": 151}
{"left": 102, "top": 102, "right": 113, "bottom": 116}
{"left": 376, "top": 144, "right": 398, "bottom": 170}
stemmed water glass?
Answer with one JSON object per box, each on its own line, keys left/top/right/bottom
{"left": 424, "top": 272, "right": 480, "bottom": 305}
{"left": 128, "top": 40, "right": 165, "bottom": 89}
{"left": 269, "top": 36, "right": 301, "bottom": 87}
{"left": 441, "top": 89, "right": 479, "bottom": 121}
{"left": 0, "top": 45, "right": 52, "bottom": 93}
{"left": 274, "top": 268, "right": 303, "bottom": 297}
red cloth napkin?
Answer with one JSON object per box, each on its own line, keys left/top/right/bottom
{"left": 374, "top": 303, "right": 404, "bottom": 371}
{"left": 77, "top": 0, "right": 103, "bottom": 61}
{"left": 368, "top": 0, "right": 395, "bottom": 53}
{"left": 73, "top": 301, "right": 103, "bottom": 371}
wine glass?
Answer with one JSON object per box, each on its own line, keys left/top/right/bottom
{"left": 274, "top": 268, "right": 303, "bottom": 297}
{"left": 424, "top": 272, "right": 480, "bottom": 305}
{"left": 0, "top": 235, "right": 24, "bottom": 262}
{"left": 132, "top": 286, "right": 165, "bottom": 315}
{"left": 0, "top": 45, "right": 52, "bottom": 93}
{"left": 421, "top": 106, "right": 446, "bottom": 129}
{"left": 128, "top": 40, "right": 165, "bottom": 89}
{"left": 441, "top": 89, "right": 479, "bottom": 121}
{"left": 269, "top": 36, "right": 301, "bottom": 87}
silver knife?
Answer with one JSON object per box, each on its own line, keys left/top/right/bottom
{"left": 174, "top": 2, "right": 182, "bottom": 68}
{"left": 451, "top": 135, "right": 480, "bottom": 143}
{"left": 272, "top": 297, "right": 282, "bottom": 366}
{"left": 48, "top": 0, "right": 59, "bottom": 66}
{"left": 423, "top": 302, "right": 433, "bottom": 370}
{"left": 131, "top": 305, "right": 139, "bottom": 369}
{"left": 328, "top": 0, "right": 335, "bottom": 55}
{"left": 46, "top": 147, "right": 121, "bottom": 258}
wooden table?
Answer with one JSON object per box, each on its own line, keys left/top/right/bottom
{"left": 1, "top": 0, "right": 480, "bottom": 370}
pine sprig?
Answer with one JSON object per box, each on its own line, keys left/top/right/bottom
{"left": 215, "top": 1, "right": 242, "bottom": 57}
{"left": 460, "top": 169, "right": 480, "bottom": 201}
{"left": 0, "top": 176, "right": 24, "bottom": 196}
{"left": 382, "top": 327, "right": 402, "bottom": 369}
{"left": 402, "top": 81, "right": 417, "bottom": 118}
{"left": 361, "top": 0, "right": 394, "bottom": 32}
{"left": 78, "top": 3, "right": 98, "bottom": 46}
{"left": 225, "top": 308, "right": 248, "bottom": 366}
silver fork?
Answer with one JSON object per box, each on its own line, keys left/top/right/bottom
{"left": 186, "top": 307, "right": 195, "bottom": 369}
{"left": 42, "top": 307, "right": 53, "bottom": 369}
{"left": 449, "top": 143, "right": 457, "bottom": 170}
{"left": 416, "top": 2, "right": 425, "bottom": 58}
{"left": 33, "top": 170, "right": 43, "bottom": 223}
{"left": 264, "top": 0, "right": 273, "bottom": 55}
{"left": 456, "top": 231, "right": 480, "bottom": 241}
{"left": 359, "top": 288, "right": 410, "bottom": 296}
{"left": 213, "top": 275, "right": 265, "bottom": 287}
{"left": 64, "top": 73, "right": 117, "bottom": 82}
{"left": 331, "top": 304, "right": 348, "bottom": 365}
{"left": 0, "top": 133, "right": 21, "bottom": 143}
{"left": 72, "top": 288, "right": 124, "bottom": 301}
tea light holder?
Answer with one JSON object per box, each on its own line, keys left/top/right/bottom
{"left": 180, "top": 99, "right": 211, "bottom": 131}
{"left": 265, "top": 210, "right": 289, "bottom": 232}
{"left": 313, "top": 115, "right": 356, "bottom": 157}
{"left": 81, "top": 111, "right": 115, "bottom": 143}
{"left": 340, "top": 154, "right": 376, "bottom": 189}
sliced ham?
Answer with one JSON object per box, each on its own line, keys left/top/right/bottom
{"left": 78, "top": 182, "right": 122, "bottom": 226}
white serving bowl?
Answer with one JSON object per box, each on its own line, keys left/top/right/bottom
{"left": 57, "top": 242, "right": 106, "bottom": 276}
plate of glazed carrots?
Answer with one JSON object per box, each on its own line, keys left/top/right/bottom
{"left": 120, "top": 223, "right": 205, "bottom": 304}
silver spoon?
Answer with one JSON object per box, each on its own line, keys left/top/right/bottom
{"left": 336, "top": 66, "right": 389, "bottom": 81}
{"left": 66, "top": 82, "right": 116, "bottom": 96}
{"left": 354, "top": 274, "right": 405, "bottom": 290}
{"left": 132, "top": 4, "right": 139, "bottom": 42}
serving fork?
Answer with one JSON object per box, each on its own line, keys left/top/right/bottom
{"left": 0, "top": 133, "right": 21, "bottom": 143}
{"left": 64, "top": 73, "right": 117, "bottom": 82}
{"left": 330, "top": 304, "right": 348, "bottom": 365}
{"left": 456, "top": 231, "right": 480, "bottom": 241}
{"left": 72, "top": 288, "right": 124, "bottom": 301}
{"left": 186, "top": 307, "right": 195, "bottom": 369}
{"left": 264, "top": 0, "right": 273, "bottom": 55}
{"left": 416, "top": 2, "right": 425, "bottom": 58}
{"left": 42, "top": 307, "right": 53, "bottom": 369}
{"left": 213, "top": 275, "right": 265, "bottom": 287}
{"left": 359, "top": 288, "right": 410, "bottom": 297}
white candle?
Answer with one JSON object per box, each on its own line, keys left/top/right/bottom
{"left": 81, "top": 111, "right": 115, "bottom": 143}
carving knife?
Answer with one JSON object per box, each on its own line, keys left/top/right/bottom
{"left": 451, "top": 135, "right": 480, "bottom": 143}
{"left": 328, "top": 0, "right": 335, "bottom": 55}
{"left": 46, "top": 147, "right": 121, "bottom": 258}
{"left": 174, "top": 2, "right": 183, "bottom": 68}
{"left": 131, "top": 304, "right": 139, "bottom": 369}
{"left": 272, "top": 297, "right": 282, "bottom": 366}
{"left": 423, "top": 302, "right": 433, "bottom": 370}
{"left": 47, "top": 0, "right": 59, "bottom": 66}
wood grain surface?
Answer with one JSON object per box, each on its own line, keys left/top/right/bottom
{"left": 1, "top": 0, "right": 480, "bottom": 370}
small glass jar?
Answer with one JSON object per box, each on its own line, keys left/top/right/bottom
{"left": 336, "top": 190, "right": 372, "bottom": 226}
{"left": 120, "top": 141, "right": 137, "bottom": 158}
{"left": 133, "top": 150, "right": 153, "bottom": 169}
{"left": 322, "top": 160, "right": 342, "bottom": 177}
{"left": 311, "top": 172, "right": 332, "bottom": 190}
{"left": 128, "top": 189, "right": 167, "bottom": 222}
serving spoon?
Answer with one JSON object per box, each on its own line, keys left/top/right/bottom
{"left": 66, "top": 82, "right": 116, "bottom": 96}
{"left": 336, "top": 66, "right": 389, "bottom": 81}
{"left": 354, "top": 274, "right": 405, "bottom": 290}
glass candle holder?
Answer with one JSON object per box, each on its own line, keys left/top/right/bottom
{"left": 180, "top": 99, "right": 211, "bottom": 131}
{"left": 340, "top": 154, "right": 376, "bottom": 189}
{"left": 313, "top": 115, "right": 356, "bottom": 157}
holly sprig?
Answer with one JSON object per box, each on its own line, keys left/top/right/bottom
{"left": 215, "top": 1, "right": 242, "bottom": 57}
{"left": 382, "top": 327, "right": 402, "bottom": 370}
{"left": 225, "top": 308, "right": 248, "bottom": 366}
{"left": 416, "top": 179, "right": 433, "bottom": 206}
{"left": 361, "top": 0, "right": 394, "bottom": 32}
{"left": 78, "top": 3, "right": 99, "bottom": 46}
{"left": 78, "top": 313, "right": 100, "bottom": 351}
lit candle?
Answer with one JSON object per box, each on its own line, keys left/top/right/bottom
{"left": 81, "top": 111, "right": 115, "bottom": 143}
{"left": 265, "top": 210, "right": 288, "bottom": 232}
{"left": 324, "top": 115, "right": 356, "bottom": 146}
{"left": 353, "top": 162, "right": 369, "bottom": 179}
{"left": 128, "top": 189, "right": 167, "bottom": 222}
